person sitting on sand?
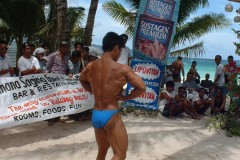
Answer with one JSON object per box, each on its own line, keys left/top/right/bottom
{"left": 159, "top": 81, "right": 199, "bottom": 119}
{"left": 211, "top": 87, "right": 225, "bottom": 116}
{"left": 200, "top": 73, "right": 213, "bottom": 93}
{"left": 182, "top": 72, "right": 200, "bottom": 101}
{"left": 193, "top": 88, "right": 211, "bottom": 115}
{"left": 176, "top": 86, "right": 201, "bottom": 119}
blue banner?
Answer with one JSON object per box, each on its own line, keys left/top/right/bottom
{"left": 124, "top": 59, "right": 164, "bottom": 110}
{"left": 133, "top": 0, "right": 180, "bottom": 65}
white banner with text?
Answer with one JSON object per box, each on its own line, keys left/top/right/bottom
{"left": 0, "top": 74, "right": 94, "bottom": 129}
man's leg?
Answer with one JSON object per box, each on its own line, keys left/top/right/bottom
{"left": 94, "top": 128, "right": 110, "bottom": 160}
{"left": 104, "top": 113, "right": 128, "bottom": 160}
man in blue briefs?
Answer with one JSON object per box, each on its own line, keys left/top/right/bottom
{"left": 80, "top": 32, "right": 146, "bottom": 160}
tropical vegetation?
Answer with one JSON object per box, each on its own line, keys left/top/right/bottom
{"left": 102, "top": 0, "right": 231, "bottom": 57}
{"left": 0, "top": 0, "right": 86, "bottom": 63}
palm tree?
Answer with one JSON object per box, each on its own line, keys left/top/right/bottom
{"left": 0, "top": 0, "right": 43, "bottom": 61}
{"left": 56, "top": 0, "right": 69, "bottom": 44}
{"left": 103, "top": 0, "right": 231, "bottom": 57}
{"left": 84, "top": 0, "right": 99, "bottom": 46}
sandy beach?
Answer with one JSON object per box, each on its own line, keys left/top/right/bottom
{"left": 0, "top": 113, "right": 240, "bottom": 160}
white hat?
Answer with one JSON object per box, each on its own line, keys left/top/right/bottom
{"left": 33, "top": 47, "right": 45, "bottom": 56}
{"left": 88, "top": 48, "right": 98, "bottom": 58}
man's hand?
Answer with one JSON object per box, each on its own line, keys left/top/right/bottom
{"left": 116, "top": 94, "right": 126, "bottom": 101}
{"left": 9, "top": 67, "right": 15, "bottom": 75}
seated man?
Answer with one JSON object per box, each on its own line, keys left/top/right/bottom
{"left": 176, "top": 86, "right": 201, "bottom": 119}
{"left": 182, "top": 72, "right": 199, "bottom": 100}
{"left": 159, "top": 81, "right": 199, "bottom": 119}
{"left": 200, "top": 73, "right": 213, "bottom": 92}
{"left": 211, "top": 87, "right": 225, "bottom": 115}
{"left": 159, "top": 81, "right": 182, "bottom": 118}
{"left": 193, "top": 88, "right": 211, "bottom": 115}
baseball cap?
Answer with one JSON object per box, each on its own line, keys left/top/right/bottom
{"left": 33, "top": 47, "right": 45, "bottom": 56}
{"left": 88, "top": 48, "right": 98, "bottom": 58}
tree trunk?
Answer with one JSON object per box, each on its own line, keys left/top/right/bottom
{"left": 84, "top": 0, "right": 99, "bottom": 46}
{"left": 56, "top": 0, "right": 69, "bottom": 45}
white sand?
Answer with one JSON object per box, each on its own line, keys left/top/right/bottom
{"left": 0, "top": 115, "right": 240, "bottom": 160}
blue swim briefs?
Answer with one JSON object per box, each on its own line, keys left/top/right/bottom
{"left": 92, "top": 109, "right": 120, "bottom": 128}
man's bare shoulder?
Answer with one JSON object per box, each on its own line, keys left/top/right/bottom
{"left": 118, "top": 64, "right": 134, "bottom": 74}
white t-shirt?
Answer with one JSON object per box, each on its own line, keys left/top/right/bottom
{"left": 0, "top": 55, "right": 12, "bottom": 77}
{"left": 192, "top": 93, "right": 209, "bottom": 102}
{"left": 158, "top": 90, "right": 175, "bottom": 112}
{"left": 0, "top": 54, "right": 12, "bottom": 77}
{"left": 117, "top": 47, "right": 131, "bottom": 65}
{"left": 18, "top": 56, "right": 40, "bottom": 75}
{"left": 214, "top": 63, "right": 225, "bottom": 86}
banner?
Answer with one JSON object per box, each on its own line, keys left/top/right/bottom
{"left": 0, "top": 74, "right": 94, "bottom": 129}
{"left": 133, "top": 0, "right": 180, "bottom": 65}
{"left": 124, "top": 59, "right": 164, "bottom": 110}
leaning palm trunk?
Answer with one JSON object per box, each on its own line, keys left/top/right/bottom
{"left": 56, "top": 0, "right": 69, "bottom": 44}
{"left": 84, "top": 0, "right": 99, "bottom": 46}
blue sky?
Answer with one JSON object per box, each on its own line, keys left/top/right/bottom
{"left": 68, "top": 0, "right": 240, "bottom": 60}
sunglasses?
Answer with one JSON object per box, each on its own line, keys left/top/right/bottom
{"left": 1, "top": 48, "right": 8, "bottom": 51}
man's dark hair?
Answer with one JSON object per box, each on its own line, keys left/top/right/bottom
{"left": 120, "top": 34, "right": 128, "bottom": 40}
{"left": 215, "top": 55, "right": 222, "bottom": 61}
{"left": 71, "top": 51, "right": 80, "bottom": 58}
{"left": 74, "top": 42, "right": 83, "bottom": 48}
{"left": 29, "top": 44, "right": 35, "bottom": 48}
{"left": 41, "top": 43, "right": 50, "bottom": 48}
{"left": 192, "top": 61, "right": 197, "bottom": 64}
{"left": 166, "top": 81, "right": 175, "bottom": 88}
{"left": 84, "top": 46, "right": 89, "bottom": 52}
{"left": 0, "top": 40, "right": 7, "bottom": 45}
{"left": 228, "top": 55, "right": 233, "bottom": 60}
{"left": 178, "top": 86, "right": 186, "bottom": 91}
{"left": 22, "top": 42, "right": 30, "bottom": 49}
{"left": 102, "top": 32, "right": 124, "bottom": 52}
{"left": 177, "top": 56, "right": 182, "bottom": 60}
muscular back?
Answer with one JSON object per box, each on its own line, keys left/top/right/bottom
{"left": 81, "top": 57, "right": 129, "bottom": 110}
{"left": 171, "top": 60, "right": 183, "bottom": 73}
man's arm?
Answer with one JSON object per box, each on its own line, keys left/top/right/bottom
{"left": 79, "top": 67, "right": 93, "bottom": 94}
{"left": 160, "top": 92, "right": 175, "bottom": 101}
{"left": 0, "top": 68, "right": 14, "bottom": 75}
{"left": 181, "top": 63, "right": 185, "bottom": 81}
{"left": 117, "top": 67, "right": 146, "bottom": 101}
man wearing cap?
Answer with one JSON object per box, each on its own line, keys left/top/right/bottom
{"left": 33, "top": 47, "right": 47, "bottom": 73}
{"left": 18, "top": 42, "right": 41, "bottom": 76}
{"left": 0, "top": 40, "right": 14, "bottom": 77}
{"left": 46, "top": 42, "right": 69, "bottom": 74}
{"left": 86, "top": 49, "right": 98, "bottom": 65}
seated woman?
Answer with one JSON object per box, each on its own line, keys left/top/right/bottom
{"left": 176, "top": 86, "right": 201, "bottom": 119}
{"left": 211, "top": 87, "right": 225, "bottom": 115}
{"left": 193, "top": 88, "right": 211, "bottom": 115}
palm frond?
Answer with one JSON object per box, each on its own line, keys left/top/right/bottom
{"left": 170, "top": 42, "right": 205, "bottom": 57}
{"left": 123, "top": 0, "right": 140, "bottom": 11}
{"left": 178, "top": 0, "right": 209, "bottom": 24}
{"left": 173, "top": 13, "right": 231, "bottom": 47}
{"left": 102, "top": 0, "right": 132, "bottom": 26}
